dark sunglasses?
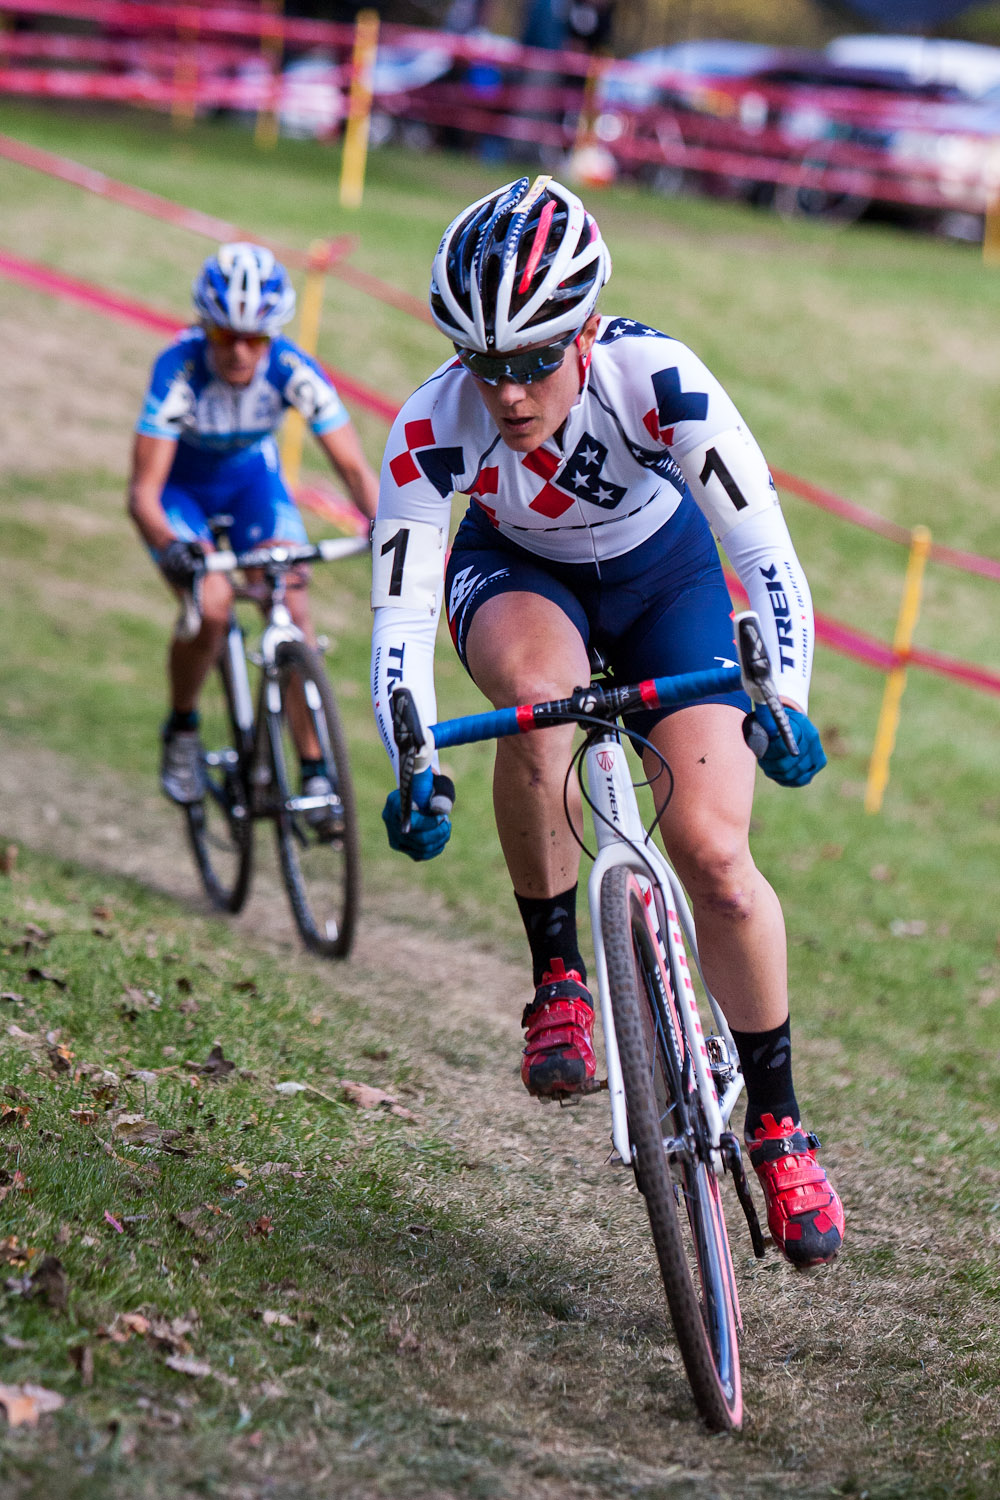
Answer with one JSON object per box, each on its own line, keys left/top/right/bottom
{"left": 454, "top": 331, "right": 577, "bottom": 386}
{"left": 204, "top": 324, "right": 271, "bottom": 350}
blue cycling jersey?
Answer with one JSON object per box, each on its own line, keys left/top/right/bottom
{"left": 136, "top": 327, "right": 350, "bottom": 466}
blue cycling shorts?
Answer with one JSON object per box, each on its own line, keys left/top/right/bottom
{"left": 444, "top": 495, "right": 750, "bottom": 738}
{"left": 154, "top": 440, "right": 308, "bottom": 559}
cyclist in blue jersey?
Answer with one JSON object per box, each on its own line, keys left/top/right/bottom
{"left": 127, "top": 242, "right": 378, "bottom": 818}
{"left": 371, "top": 177, "right": 844, "bottom": 1267}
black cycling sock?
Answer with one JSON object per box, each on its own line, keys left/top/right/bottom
{"left": 515, "top": 885, "right": 587, "bottom": 987}
{"left": 299, "top": 757, "right": 325, "bottom": 781}
{"left": 731, "top": 1018, "right": 799, "bottom": 1139}
{"left": 166, "top": 709, "right": 199, "bottom": 735}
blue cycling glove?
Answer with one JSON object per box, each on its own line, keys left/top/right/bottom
{"left": 743, "top": 706, "right": 827, "bottom": 788}
{"left": 382, "top": 769, "right": 455, "bottom": 861}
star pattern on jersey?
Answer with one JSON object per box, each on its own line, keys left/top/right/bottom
{"left": 388, "top": 418, "right": 465, "bottom": 498}
{"left": 598, "top": 318, "right": 666, "bottom": 343}
{"left": 642, "top": 366, "right": 710, "bottom": 446}
{"left": 523, "top": 434, "right": 626, "bottom": 519}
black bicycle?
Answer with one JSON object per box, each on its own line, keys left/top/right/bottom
{"left": 177, "top": 526, "right": 368, "bottom": 959}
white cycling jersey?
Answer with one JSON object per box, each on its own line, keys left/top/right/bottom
{"left": 371, "top": 315, "right": 814, "bottom": 772}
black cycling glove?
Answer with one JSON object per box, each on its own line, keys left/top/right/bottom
{"left": 160, "top": 539, "right": 206, "bottom": 588}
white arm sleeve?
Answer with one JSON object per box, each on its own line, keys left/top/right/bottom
{"left": 722, "top": 507, "right": 815, "bottom": 712}
{"left": 675, "top": 424, "right": 780, "bottom": 542}
{"left": 371, "top": 604, "right": 441, "bottom": 781}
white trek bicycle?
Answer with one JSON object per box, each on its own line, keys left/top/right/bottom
{"left": 391, "top": 612, "right": 800, "bottom": 1430}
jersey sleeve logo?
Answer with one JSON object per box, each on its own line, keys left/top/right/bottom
{"left": 388, "top": 418, "right": 465, "bottom": 498}
{"left": 642, "top": 366, "right": 710, "bottom": 445}
{"left": 599, "top": 318, "right": 666, "bottom": 342}
{"left": 524, "top": 434, "right": 626, "bottom": 519}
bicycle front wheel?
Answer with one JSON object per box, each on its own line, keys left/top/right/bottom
{"left": 601, "top": 865, "right": 742, "bottom": 1431}
{"left": 185, "top": 654, "right": 253, "bottom": 913}
{"left": 269, "top": 640, "right": 360, "bottom": 958}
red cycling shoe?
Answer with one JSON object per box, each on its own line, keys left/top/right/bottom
{"left": 746, "top": 1113, "right": 845, "bottom": 1268}
{"left": 521, "top": 960, "right": 596, "bottom": 1099}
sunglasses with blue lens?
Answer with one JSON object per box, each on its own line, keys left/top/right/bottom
{"left": 454, "top": 330, "right": 578, "bottom": 386}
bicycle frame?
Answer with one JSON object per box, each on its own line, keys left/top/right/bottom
{"left": 202, "top": 539, "right": 367, "bottom": 820}
{"left": 582, "top": 728, "right": 742, "bottom": 1174}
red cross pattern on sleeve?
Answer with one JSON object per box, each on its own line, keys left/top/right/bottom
{"left": 389, "top": 418, "right": 435, "bottom": 486}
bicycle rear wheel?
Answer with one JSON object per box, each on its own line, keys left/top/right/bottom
{"left": 601, "top": 864, "right": 742, "bottom": 1431}
{"left": 268, "top": 640, "right": 360, "bottom": 958}
{"left": 185, "top": 650, "right": 253, "bottom": 913}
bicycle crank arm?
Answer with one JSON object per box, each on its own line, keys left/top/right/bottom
{"left": 720, "top": 1132, "right": 766, "bottom": 1259}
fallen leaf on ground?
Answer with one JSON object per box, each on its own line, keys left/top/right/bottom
{"left": 148, "top": 1314, "right": 198, "bottom": 1356}
{"left": 26, "top": 969, "right": 67, "bottom": 989}
{"left": 27, "top": 1255, "right": 68, "bottom": 1313}
{"left": 339, "top": 1080, "right": 417, "bottom": 1121}
{"left": 174, "top": 1205, "right": 228, "bottom": 1242}
{"left": 0, "top": 1104, "right": 30, "bottom": 1129}
{"left": 69, "top": 1344, "right": 94, "bottom": 1386}
{"left": 99, "top": 1311, "right": 151, "bottom": 1343}
{"left": 69, "top": 1109, "right": 99, "bottom": 1127}
{"left": 112, "top": 1114, "right": 162, "bottom": 1144}
{"left": 246, "top": 1216, "right": 273, "bottom": 1239}
{"left": 46, "top": 1041, "right": 74, "bottom": 1071}
{"left": 188, "top": 1044, "right": 235, "bottom": 1078}
{"left": 0, "top": 1170, "right": 27, "bottom": 1203}
{"left": 164, "top": 1355, "right": 212, "bottom": 1378}
{"left": 260, "top": 1309, "right": 295, "bottom": 1327}
{"left": 0, "top": 1383, "right": 64, "bottom": 1426}
{"left": 0, "top": 1237, "right": 35, "bottom": 1267}
{"left": 0, "top": 992, "right": 24, "bottom": 1004}
{"left": 119, "top": 987, "right": 161, "bottom": 1019}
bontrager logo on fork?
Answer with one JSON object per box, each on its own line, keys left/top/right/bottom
{"left": 390, "top": 612, "right": 790, "bottom": 1432}
{"left": 176, "top": 521, "right": 369, "bottom": 960}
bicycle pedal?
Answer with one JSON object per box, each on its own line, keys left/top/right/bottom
{"left": 552, "top": 1077, "right": 606, "bottom": 1107}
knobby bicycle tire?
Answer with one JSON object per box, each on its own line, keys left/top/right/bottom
{"left": 269, "top": 640, "right": 360, "bottom": 958}
{"left": 185, "top": 647, "right": 253, "bottom": 913}
{"left": 601, "top": 864, "right": 742, "bottom": 1431}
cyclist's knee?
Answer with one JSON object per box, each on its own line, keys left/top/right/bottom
{"left": 199, "top": 573, "right": 233, "bottom": 629}
{"left": 671, "top": 833, "right": 758, "bottom": 917}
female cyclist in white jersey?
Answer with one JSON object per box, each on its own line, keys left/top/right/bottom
{"left": 370, "top": 178, "right": 843, "bottom": 1268}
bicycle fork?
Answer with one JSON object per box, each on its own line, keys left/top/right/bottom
{"left": 584, "top": 731, "right": 737, "bottom": 1175}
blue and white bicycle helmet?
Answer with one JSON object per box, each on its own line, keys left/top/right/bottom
{"left": 429, "top": 175, "right": 611, "bottom": 354}
{"left": 192, "top": 242, "right": 296, "bottom": 335}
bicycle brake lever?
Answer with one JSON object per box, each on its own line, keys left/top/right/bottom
{"left": 734, "top": 612, "right": 799, "bottom": 757}
{"left": 390, "top": 687, "right": 427, "bottom": 835}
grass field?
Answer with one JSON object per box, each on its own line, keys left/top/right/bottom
{"left": 1, "top": 99, "right": 1000, "bottom": 1498}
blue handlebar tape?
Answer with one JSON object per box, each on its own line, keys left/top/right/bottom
{"left": 431, "top": 665, "right": 742, "bottom": 750}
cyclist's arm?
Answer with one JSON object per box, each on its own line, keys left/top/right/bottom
{"left": 315, "top": 425, "right": 379, "bottom": 522}
{"left": 626, "top": 337, "right": 815, "bottom": 710}
{"left": 126, "top": 431, "right": 180, "bottom": 552}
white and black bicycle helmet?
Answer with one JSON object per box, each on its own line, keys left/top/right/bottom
{"left": 192, "top": 242, "right": 296, "bottom": 336}
{"left": 429, "top": 175, "right": 611, "bottom": 353}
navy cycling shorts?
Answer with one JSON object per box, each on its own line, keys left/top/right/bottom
{"left": 154, "top": 441, "right": 308, "bottom": 560}
{"left": 444, "top": 495, "right": 750, "bottom": 739}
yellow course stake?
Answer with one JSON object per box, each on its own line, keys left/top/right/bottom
{"left": 339, "top": 8, "right": 379, "bottom": 209}
{"left": 864, "top": 524, "right": 932, "bottom": 814}
{"left": 984, "top": 191, "right": 1000, "bottom": 266}
{"left": 172, "top": 13, "right": 200, "bottom": 130}
{"left": 281, "top": 239, "right": 331, "bottom": 492}
{"left": 254, "top": 0, "right": 285, "bottom": 150}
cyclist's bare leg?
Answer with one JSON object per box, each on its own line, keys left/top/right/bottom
{"left": 642, "top": 704, "right": 788, "bottom": 1033}
{"left": 168, "top": 570, "right": 233, "bottom": 714}
{"left": 465, "top": 592, "right": 589, "bottom": 898}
